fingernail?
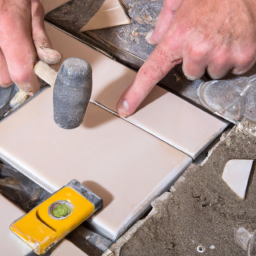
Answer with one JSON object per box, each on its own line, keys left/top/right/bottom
{"left": 40, "top": 47, "right": 62, "bottom": 65}
{"left": 232, "top": 68, "right": 249, "bottom": 76}
{"left": 208, "top": 74, "right": 221, "bottom": 80}
{"left": 117, "top": 100, "right": 129, "bottom": 117}
{"left": 145, "top": 30, "right": 154, "bottom": 45}
{"left": 184, "top": 73, "right": 198, "bottom": 81}
{"left": 232, "top": 61, "right": 255, "bottom": 76}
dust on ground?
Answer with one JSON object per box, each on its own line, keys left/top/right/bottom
{"left": 121, "top": 120, "right": 256, "bottom": 256}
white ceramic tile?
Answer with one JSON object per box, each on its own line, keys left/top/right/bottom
{"left": 0, "top": 86, "right": 191, "bottom": 240}
{"left": 222, "top": 159, "right": 254, "bottom": 199}
{"left": 41, "top": 0, "right": 71, "bottom": 14}
{"left": 0, "top": 194, "right": 32, "bottom": 255}
{"left": 80, "top": 0, "right": 131, "bottom": 32}
{"left": 46, "top": 23, "right": 228, "bottom": 158}
{"left": 0, "top": 194, "right": 88, "bottom": 255}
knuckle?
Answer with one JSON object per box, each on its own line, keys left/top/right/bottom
{"left": 141, "top": 59, "right": 164, "bottom": 82}
{"left": 0, "top": 76, "right": 12, "bottom": 87}
{"left": 188, "top": 45, "right": 207, "bottom": 60}
{"left": 235, "top": 48, "right": 256, "bottom": 67}
{"left": 208, "top": 46, "right": 231, "bottom": 72}
{"left": 212, "top": 54, "right": 230, "bottom": 69}
{"left": 182, "top": 63, "right": 203, "bottom": 80}
{"left": 11, "top": 65, "right": 33, "bottom": 84}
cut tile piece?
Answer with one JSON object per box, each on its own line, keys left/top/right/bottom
{"left": 80, "top": 0, "right": 131, "bottom": 32}
{"left": 41, "top": 0, "right": 71, "bottom": 14}
{"left": 0, "top": 194, "right": 88, "bottom": 255}
{"left": 222, "top": 159, "right": 254, "bottom": 199}
{"left": 0, "top": 87, "right": 191, "bottom": 240}
{"left": 46, "top": 23, "right": 228, "bottom": 158}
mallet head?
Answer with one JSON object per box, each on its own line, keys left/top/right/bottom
{"left": 53, "top": 58, "right": 92, "bottom": 129}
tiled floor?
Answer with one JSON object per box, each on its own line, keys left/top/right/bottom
{"left": 46, "top": 23, "right": 228, "bottom": 158}
{"left": 0, "top": 23, "right": 229, "bottom": 243}
{"left": 0, "top": 86, "right": 191, "bottom": 240}
{"left": 0, "top": 194, "right": 87, "bottom": 256}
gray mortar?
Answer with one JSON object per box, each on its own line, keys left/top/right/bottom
{"left": 120, "top": 119, "right": 256, "bottom": 256}
{"left": 46, "top": 0, "right": 105, "bottom": 33}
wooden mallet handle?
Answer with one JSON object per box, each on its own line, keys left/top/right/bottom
{"left": 34, "top": 61, "right": 58, "bottom": 87}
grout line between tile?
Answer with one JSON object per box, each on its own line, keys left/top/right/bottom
{"left": 90, "top": 99, "right": 193, "bottom": 159}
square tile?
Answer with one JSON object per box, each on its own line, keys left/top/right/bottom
{"left": 0, "top": 194, "right": 87, "bottom": 255}
{"left": 46, "top": 23, "right": 228, "bottom": 158}
{"left": 0, "top": 86, "right": 191, "bottom": 240}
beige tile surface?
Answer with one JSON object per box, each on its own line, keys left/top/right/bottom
{"left": 0, "top": 194, "right": 87, "bottom": 255}
{"left": 46, "top": 23, "right": 228, "bottom": 158}
{"left": 0, "top": 87, "right": 191, "bottom": 240}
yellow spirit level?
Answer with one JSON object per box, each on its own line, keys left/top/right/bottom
{"left": 10, "top": 180, "right": 102, "bottom": 255}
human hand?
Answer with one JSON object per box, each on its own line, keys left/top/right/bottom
{"left": 0, "top": 0, "right": 61, "bottom": 94}
{"left": 117, "top": 0, "right": 256, "bottom": 117}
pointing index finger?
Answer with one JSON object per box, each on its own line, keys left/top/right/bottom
{"left": 117, "top": 36, "right": 182, "bottom": 117}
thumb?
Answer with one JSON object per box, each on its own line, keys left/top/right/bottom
{"left": 146, "top": 0, "right": 183, "bottom": 45}
{"left": 31, "top": 0, "right": 61, "bottom": 65}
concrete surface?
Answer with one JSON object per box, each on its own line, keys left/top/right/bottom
{"left": 105, "top": 119, "right": 256, "bottom": 256}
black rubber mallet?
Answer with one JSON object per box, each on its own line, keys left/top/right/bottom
{"left": 34, "top": 58, "right": 92, "bottom": 129}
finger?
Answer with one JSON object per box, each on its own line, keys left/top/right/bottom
{"left": 207, "top": 47, "right": 233, "bottom": 79}
{"left": 231, "top": 43, "right": 256, "bottom": 75}
{"left": 232, "top": 60, "right": 256, "bottom": 75}
{"left": 0, "top": 48, "right": 12, "bottom": 87}
{"left": 232, "top": 53, "right": 256, "bottom": 76}
{"left": 117, "top": 34, "right": 182, "bottom": 117}
{"left": 182, "top": 48, "right": 208, "bottom": 80}
{"left": 146, "top": 0, "right": 183, "bottom": 45}
{"left": 31, "top": 0, "right": 61, "bottom": 65}
{"left": 0, "top": 3, "right": 40, "bottom": 94}
{"left": 182, "top": 58, "right": 206, "bottom": 81}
